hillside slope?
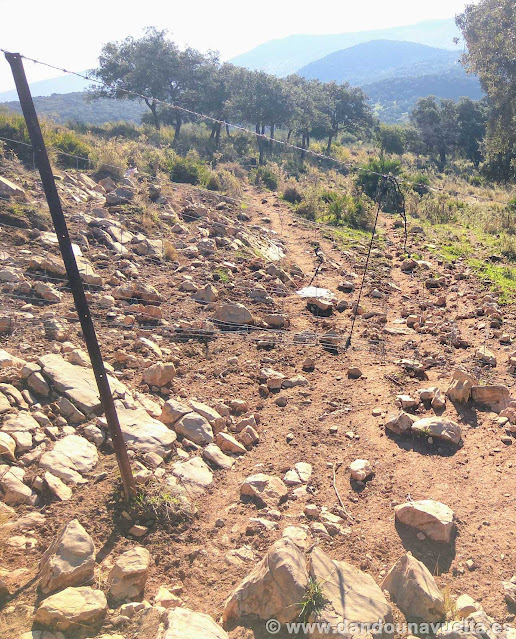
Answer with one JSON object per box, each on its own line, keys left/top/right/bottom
{"left": 364, "top": 69, "right": 484, "bottom": 122}
{"left": 231, "top": 18, "right": 461, "bottom": 76}
{"left": 297, "top": 40, "right": 461, "bottom": 85}
{"left": 0, "top": 73, "right": 90, "bottom": 102}
{"left": 1, "top": 92, "right": 147, "bottom": 125}
{"left": 0, "top": 158, "right": 514, "bottom": 638}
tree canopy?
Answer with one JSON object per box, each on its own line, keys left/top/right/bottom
{"left": 457, "top": 0, "right": 516, "bottom": 181}
{"left": 90, "top": 28, "right": 373, "bottom": 163}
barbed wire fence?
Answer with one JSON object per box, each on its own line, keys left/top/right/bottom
{"left": 0, "top": 49, "right": 514, "bottom": 387}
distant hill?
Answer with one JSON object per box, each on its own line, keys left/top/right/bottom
{"left": 364, "top": 70, "right": 484, "bottom": 123}
{"left": 295, "top": 40, "right": 483, "bottom": 123}
{"left": 1, "top": 92, "right": 147, "bottom": 125}
{"left": 0, "top": 74, "right": 91, "bottom": 102}
{"left": 298, "top": 40, "right": 462, "bottom": 85}
{"left": 231, "top": 18, "right": 461, "bottom": 76}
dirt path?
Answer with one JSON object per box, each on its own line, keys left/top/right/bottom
{"left": 0, "top": 176, "right": 515, "bottom": 639}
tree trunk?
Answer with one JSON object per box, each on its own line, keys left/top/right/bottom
{"left": 225, "top": 124, "right": 231, "bottom": 137}
{"left": 326, "top": 134, "right": 333, "bottom": 155}
{"left": 215, "top": 123, "right": 221, "bottom": 147}
{"left": 270, "top": 124, "right": 275, "bottom": 140}
{"left": 174, "top": 117, "right": 182, "bottom": 142}
{"left": 439, "top": 148, "right": 446, "bottom": 168}
{"left": 256, "top": 123, "right": 265, "bottom": 165}
{"left": 210, "top": 123, "right": 218, "bottom": 140}
{"left": 259, "top": 147, "right": 264, "bottom": 165}
{"left": 145, "top": 99, "right": 160, "bottom": 130}
{"left": 287, "top": 129, "right": 292, "bottom": 143}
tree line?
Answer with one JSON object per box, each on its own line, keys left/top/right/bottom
{"left": 91, "top": 5, "right": 515, "bottom": 181}
{"left": 90, "top": 27, "right": 372, "bottom": 165}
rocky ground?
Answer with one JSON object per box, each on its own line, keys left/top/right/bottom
{"left": 0, "top": 163, "right": 515, "bottom": 639}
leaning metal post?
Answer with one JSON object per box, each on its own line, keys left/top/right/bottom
{"left": 5, "top": 51, "right": 136, "bottom": 500}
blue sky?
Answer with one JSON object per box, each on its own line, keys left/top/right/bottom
{"left": 0, "top": 0, "right": 476, "bottom": 92}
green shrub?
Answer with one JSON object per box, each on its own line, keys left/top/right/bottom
{"left": 296, "top": 187, "right": 320, "bottom": 221}
{"left": 47, "top": 128, "right": 92, "bottom": 168}
{"left": 214, "top": 168, "right": 243, "bottom": 198}
{"left": 282, "top": 183, "right": 303, "bottom": 204}
{"left": 170, "top": 157, "right": 206, "bottom": 185}
{"left": 418, "top": 194, "right": 459, "bottom": 224}
{"left": 254, "top": 166, "right": 278, "bottom": 190}
{"left": 89, "top": 139, "right": 128, "bottom": 179}
{"left": 500, "top": 234, "right": 516, "bottom": 261}
{"left": 0, "top": 110, "right": 32, "bottom": 163}
{"left": 468, "top": 175, "right": 484, "bottom": 187}
{"left": 356, "top": 157, "right": 403, "bottom": 212}
{"left": 408, "top": 172, "right": 430, "bottom": 196}
{"left": 324, "top": 192, "right": 373, "bottom": 230}
{"left": 206, "top": 174, "right": 221, "bottom": 191}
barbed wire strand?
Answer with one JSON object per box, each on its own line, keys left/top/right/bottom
{"left": 0, "top": 48, "right": 455, "bottom": 195}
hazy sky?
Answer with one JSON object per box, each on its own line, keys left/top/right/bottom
{"left": 0, "top": 0, "right": 475, "bottom": 92}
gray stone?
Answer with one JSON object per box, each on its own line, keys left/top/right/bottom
{"left": 411, "top": 417, "right": 462, "bottom": 445}
{"left": 203, "top": 443, "right": 235, "bottom": 470}
{"left": 0, "top": 465, "right": 35, "bottom": 504}
{"left": 395, "top": 500, "right": 455, "bottom": 543}
{"left": 160, "top": 399, "right": 191, "bottom": 426}
{"left": 383, "top": 552, "right": 445, "bottom": 622}
{"left": 175, "top": 412, "right": 213, "bottom": 446}
{"left": 116, "top": 404, "right": 176, "bottom": 457}
{"left": 309, "top": 546, "right": 393, "bottom": 635}
{"left": 212, "top": 303, "right": 254, "bottom": 326}
{"left": 39, "top": 435, "right": 98, "bottom": 484}
{"left": 240, "top": 473, "right": 288, "bottom": 508}
{"left": 446, "top": 370, "right": 477, "bottom": 403}
{"left": 44, "top": 472, "right": 73, "bottom": 501}
{"left": 385, "top": 412, "right": 417, "bottom": 435}
{"left": 223, "top": 538, "right": 308, "bottom": 624}
{"left": 38, "top": 354, "right": 126, "bottom": 415}
{"left": 108, "top": 547, "right": 150, "bottom": 601}
{"left": 172, "top": 457, "right": 213, "bottom": 497}
{"left": 34, "top": 587, "right": 107, "bottom": 630}
{"left": 165, "top": 607, "right": 228, "bottom": 639}
{"left": 471, "top": 385, "right": 510, "bottom": 412}
{"left": 39, "top": 519, "right": 95, "bottom": 595}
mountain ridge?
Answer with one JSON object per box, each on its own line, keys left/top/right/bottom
{"left": 0, "top": 73, "right": 91, "bottom": 102}
{"left": 297, "top": 40, "right": 462, "bottom": 85}
{"left": 230, "top": 17, "right": 461, "bottom": 76}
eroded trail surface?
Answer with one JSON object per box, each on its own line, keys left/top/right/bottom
{"left": 0, "top": 167, "right": 514, "bottom": 639}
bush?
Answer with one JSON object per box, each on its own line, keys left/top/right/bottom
{"left": 296, "top": 188, "right": 320, "bottom": 221}
{"left": 500, "top": 234, "right": 516, "bottom": 261}
{"left": 170, "top": 157, "right": 207, "bottom": 185}
{"left": 468, "top": 175, "right": 484, "bottom": 187}
{"left": 89, "top": 139, "right": 128, "bottom": 179}
{"left": 0, "top": 110, "right": 32, "bottom": 163}
{"left": 282, "top": 183, "right": 303, "bottom": 204}
{"left": 214, "top": 168, "right": 243, "bottom": 199}
{"left": 46, "top": 128, "right": 92, "bottom": 168}
{"left": 325, "top": 192, "right": 373, "bottom": 230}
{"left": 254, "top": 166, "right": 279, "bottom": 190}
{"left": 408, "top": 172, "right": 430, "bottom": 196}
{"left": 418, "top": 194, "right": 459, "bottom": 224}
{"left": 356, "top": 157, "right": 403, "bottom": 212}
{"left": 206, "top": 174, "right": 221, "bottom": 191}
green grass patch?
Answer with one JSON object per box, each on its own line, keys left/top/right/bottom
{"left": 467, "top": 259, "right": 516, "bottom": 304}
